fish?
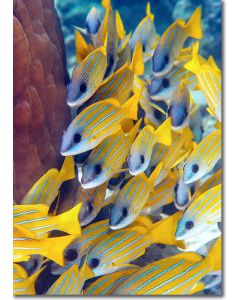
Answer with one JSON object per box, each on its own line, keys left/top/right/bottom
{"left": 87, "top": 212, "right": 185, "bottom": 277}
{"left": 75, "top": 41, "right": 144, "bottom": 115}
{"left": 67, "top": 46, "right": 107, "bottom": 107}
{"left": 174, "top": 176, "right": 191, "bottom": 210}
{"left": 112, "top": 237, "right": 221, "bottom": 295}
{"left": 13, "top": 263, "right": 45, "bottom": 295}
{"left": 61, "top": 90, "right": 140, "bottom": 156}
{"left": 146, "top": 128, "right": 194, "bottom": 185}
{"left": 167, "top": 80, "right": 192, "bottom": 130}
{"left": 22, "top": 156, "right": 75, "bottom": 206}
{"left": 129, "top": 3, "right": 157, "bottom": 57}
{"left": 109, "top": 162, "right": 163, "bottom": 229}
{"left": 81, "top": 120, "right": 141, "bottom": 188}
{"left": 51, "top": 216, "right": 153, "bottom": 275}
{"left": 175, "top": 184, "right": 221, "bottom": 240}
{"left": 184, "top": 42, "right": 222, "bottom": 122}
{"left": 148, "top": 65, "right": 197, "bottom": 101}
{"left": 128, "top": 118, "right": 172, "bottom": 175}
{"left": 47, "top": 257, "right": 93, "bottom": 295}
{"left": 83, "top": 267, "right": 139, "bottom": 295}
{"left": 74, "top": 181, "right": 111, "bottom": 226}
{"left": 183, "top": 130, "right": 221, "bottom": 184}
{"left": 152, "top": 6, "right": 202, "bottom": 76}
{"left": 13, "top": 203, "right": 82, "bottom": 238}
{"left": 13, "top": 233, "right": 78, "bottom": 266}
{"left": 85, "top": 7, "right": 101, "bottom": 35}
{"left": 189, "top": 108, "right": 204, "bottom": 143}
{"left": 142, "top": 174, "right": 177, "bottom": 215}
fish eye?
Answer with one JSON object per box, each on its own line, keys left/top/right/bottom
{"left": 154, "top": 109, "right": 162, "bottom": 120}
{"left": 174, "top": 183, "right": 179, "bottom": 194}
{"left": 140, "top": 155, "right": 145, "bottom": 165}
{"left": 73, "top": 133, "right": 82, "bottom": 144}
{"left": 192, "top": 164, "right": 199, "bottom": 173}
{"left": 65, "top": 249, "right": 78, "bottom": 261}
{"left": 79, "top": 82, "right": 87, "bottom": 94}
{"left": 162, "top": 78, "right": 170, "bottom": 88}
{"left": 185, "top": 220, "right": 194, "bottom": 230}
{"left": 94, "top": 164, "right": 102, "bottom": 175}
{"left": 122, "top": 207, "right": 128, "bottom": 218}
{"left": 87, "top": 201, "right": 93, "bottom": 213}
{"left": 89, "top": 257, "right": 100, "bottom": 269}
{"left": 164, "top": 54, "right": 169, "bottom": 65}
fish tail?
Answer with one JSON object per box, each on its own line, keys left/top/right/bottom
{"left": 146, "top": 2, "right": 154, "bottom": 20}
{"left": 185, "top": 6, "right": 202, "bottom": 39}
{"left": 204, "top": 237, "right": 222, "bottom": 272}
{"left": 154, "top": 118, "right": 172, "bottom": 146}
{"left": 148, "top": 161, "right": 163, "bottom": 187}
{"left": 58, "top": 156, "right": 76, "bottom": 183}
{"left": 149, "top": 212, "right": 185, "bottom": 248}
{"left": 184, "top": 42, "right": 201, "bottom": 74}
{"left": 102, "top": 0, "right": 111, "bottom": 11}
{"left": 127, "top": 119, "right": 142, "bottom": 143}
{"left": 122, "top": 90, "right": 141, "bottom": 120}
{"left": 116, "top": 10, "right": 125, "bottom": 40}
{"left": 43, "top": 235, "right": 78, "bottom": 266}
{"left": 54, "top": 203, "right": 82, "bottom": 235}
{"left": 130, "top": 41, "right": 144, "bottom": 75}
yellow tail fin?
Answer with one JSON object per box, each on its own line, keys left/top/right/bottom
{"left": 184, "top": 42, "right": 201, "bottom": 74}
{"left": 116, "top": 10, "right": 125, "bottom": 40}
{"left": 146, "top": 2, "right": 154, "bottom": 20}
{"left": 54, "top": 203, "right": 82, "bottom": 235}
{"left": 102, "top": 0, "right": 111, "bottom": 11}
{"left": 130, "top": 41, "right": 144, "bottom": 75}
{"left": 58, "top": 156, "right": 76, "bottom": 182}
{"left": 186, "top": 6, "right": 202, "bottom": 39}
{"left": 122, "top": 90, "right": 141, "bottom": 120}
{"left": 154, "top": 118, "right": 172, "bottom": 146}
{"left": 205, "top": 237, "right": 222, "bottom": 272}
{"left": 149, "top": 212, "right": 185, "bottom": 249}
{"left": 44, "top": 235, "right": 78, "bottom": 266}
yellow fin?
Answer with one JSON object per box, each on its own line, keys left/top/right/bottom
{"left": 148, "top": 162, "right": 163, "bottom": 188}
{"left": 186, "top": 6, "right": 202, "bottom": 39}
{"left": 54, "top": 203, "right": 82, "bottom": 235}
{"left": 127, "top": 118, "right": 142, "bottom": 143}
{"left": 146, "top": 2, "right": 154, "bottom": 20}
{"left": 130, "top": 41, "right": 144, "bottom": 75}
{"left": 58, "top": 156, "right": 76, "bottom": 182}
{"left": 132, "top": 215, "right": 153, "bottom": 229}
{"left": 102, "top": 0, "right": 111, "bottom": 11}
{"left": 205, "top": 237, "right": 222, "bottom": 272}
{"left": 189, "top": 282, "right": 205, "bottom": 295}
{"left": 154, "top": 118, "right": 172, "bottom": 146}
{"left": 116, "top": 10, "right": 125, "bottom": 40}
{"left": 148, "top": 101, "right": 167, "bottom": 115}
{"left": 121, "top": 90, "right": 141, "bottom": 120}
{"left": 184, "top": 42, "right": 201, "bottom": 74}
{"left": 149, "top": 212, "right": 185, "bottom": 249}
{"left": 75, "top": 30, "right": 91, "bottom": 63}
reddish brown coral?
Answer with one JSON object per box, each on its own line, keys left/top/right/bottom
{"left": 13, "top": 0, "right": 71, "bottom": 203}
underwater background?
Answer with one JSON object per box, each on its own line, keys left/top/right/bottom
{"left": 55, "top": 0, "right": 222, "bottom": 74}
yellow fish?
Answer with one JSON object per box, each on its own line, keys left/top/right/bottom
{"left": 47, "top": 257, "right": 93, "bottom": 295}
{"left": 22, "top": 156, "right": 75, "bottom": 207}
{"left": 152, "top": 6, "right": 202, "bottom": 76}
{"left": 109, "top": 162, "right": 163, "bottom": 229}
{"left": 183, "top": 130, "right": 221, "bottom": 184}
{"left": 13, "top": 233, "right": 78, "bottom": 266}
{"left": 175, "top": 184, "right": 221, "bottom": 240}
{"left": 13, "top": 263, "right": 45, "bottom": 295}
{"left": 75, "top": 41, "right": 144, "bottom": 114}
{"left": 112, "top": 237, "right": 221, "bottom": 295}
{"left": 87, "top": 213, "right": 185, "bottom": 277}
{"left": 13, "top": 203, "right": 82, "bottom": 239}
{"left": 61, "top": 90, "right": 141, "bottom": 156}
{"left": 184, "top": 42, "right": 221, "bottom": 122}
{"left": 128, "top": 118, "right": 172, "bottom": 175}
{"left": 81, "top": 120, "right": 141, "bottom": 188}
{"left": 67, "top": 46, "right": 107, "bottom": 107}
{"left": 83, "top": 267, "right": 139, "bottom": 295}
{"left": 146, "top": 128, "right": 194, "bottom": 185}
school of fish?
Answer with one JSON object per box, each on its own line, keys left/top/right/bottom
{"left": 13, "top": 0, "right": 222, "bottom": 295}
